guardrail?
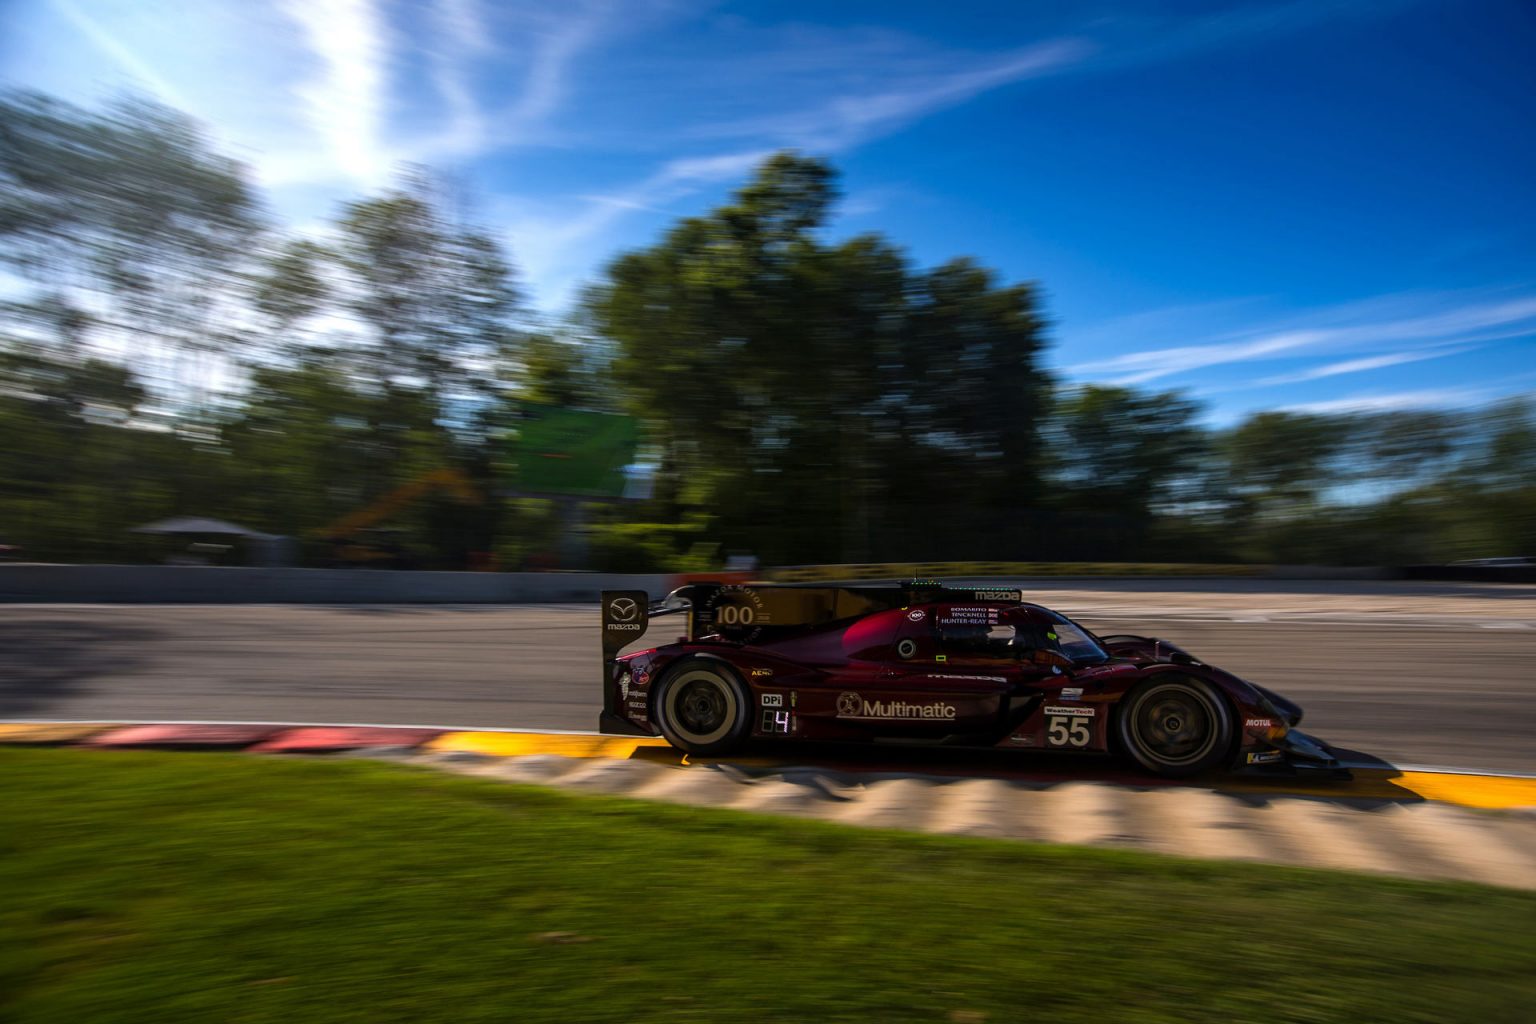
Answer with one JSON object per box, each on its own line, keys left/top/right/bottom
{"left": 1, "top": 560, "right": 1476, "bottom": 604}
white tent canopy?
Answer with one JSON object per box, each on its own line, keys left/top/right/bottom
{"left": 131, "top": 517, "right": 275, "bottom": 539}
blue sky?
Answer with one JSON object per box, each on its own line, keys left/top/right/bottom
{"left": 4, "top": 0, "right": 1533, "bottom": 423}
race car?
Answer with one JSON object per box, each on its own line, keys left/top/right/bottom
{"left": 598, "top": 581, "right": 1342, "bottom": 778}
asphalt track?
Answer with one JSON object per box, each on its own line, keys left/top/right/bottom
{"left": 4, "top": 582, "right": 1534, "bottom": 774}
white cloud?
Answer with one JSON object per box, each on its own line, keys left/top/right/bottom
{"left": 505, "top": 146, "right": 780, "bottom": 309}
{"left": 1077, "top": 294, "right": 1536, "bottom": 386}
{"left": 1279, "top": 388, "right": 1494, "bottom": 414}
{"left": 499, "top": 3, "right": 605, "bottom": 136}
{"left": 1257, "top": 345, "right": 1475, "bottom": 386}
{"left": 280, "top": 0, "right": 392, "bottom": 187}
{"left": 698, "top": 38, "right": 1094, "bottom": 150}
{"left": 46, "top": 0, "right": 191, "bottom": 108}
{"left": 418, "top": 0, "right": 490, "bottom": 160}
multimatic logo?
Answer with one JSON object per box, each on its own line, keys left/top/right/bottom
{"left": 606, "top": 597, "right": 642, "bottom": 631}
{"left": 836, "top": 691, "right": 957, "bottom": 720}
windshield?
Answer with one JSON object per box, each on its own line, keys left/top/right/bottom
{"left": 1013, "top": 612, "right": 1108, "bottom": 665}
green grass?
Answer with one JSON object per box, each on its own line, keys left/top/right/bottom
{"left": 1, "top": 748, "right": 1532, "bottom": 1024}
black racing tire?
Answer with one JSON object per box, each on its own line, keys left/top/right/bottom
{"left": 1115, "top": 676, "right": 1234, "bottom": 778}
{"left": 652, "top": 658, "right": 752, "bottom": 756}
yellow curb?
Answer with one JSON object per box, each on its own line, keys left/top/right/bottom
{"left": 0, "top": 723, "right": 116, "bottom": 744}
{"left": 426, "top": 731, "right": 673, "bottom": 760}
{"left": 1222, "top": 769, "right": 1536, "bottom": 810}
{"left": 1391, "top": 770, "right": 1536, "bottom": 811}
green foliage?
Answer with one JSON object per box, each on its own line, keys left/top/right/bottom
{"left": 1047, "top": 385, "right": 1209, "bottom": 541}
{"left": 1, "top": 91, "right": 1532, "bottom": 570}
{"left": 587, "top": 518, "right": 718, "bottom": 573}
{"left": 0, "top": 89, "right": 263, "bottom": 395}
{"left": 329, "top": 172, "right": 520, "bottom": 401}
{"left": 588, "top": 152, "right": 1052, "bottom": 564}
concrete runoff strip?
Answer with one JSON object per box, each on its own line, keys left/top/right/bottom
{"left": 4, "top": 722, "right": 1535, "bottom": 890}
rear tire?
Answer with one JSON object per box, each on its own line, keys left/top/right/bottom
{"left": 653, "top": 658, "right": 752, "bottom": 755}
{"left": 1116, "top": 676, "right": 1233, "bottom": 778}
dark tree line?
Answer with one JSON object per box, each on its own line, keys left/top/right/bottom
{"left": 2, "top": 90, "right": 1531, "bottom": 569}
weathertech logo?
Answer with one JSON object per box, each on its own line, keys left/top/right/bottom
{"left": 836, "top": 691, "right": 957, "bottom": 720}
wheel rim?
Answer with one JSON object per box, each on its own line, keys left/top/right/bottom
{"left": 1129, "top": 684, "right": 1219, "bottom": 766}
{"left": 663, "top": 669, "right": 738, "bottom": 745}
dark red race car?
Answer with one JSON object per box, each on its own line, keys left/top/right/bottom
{"left": 598, "top": 581, "right": 1342, "bottom": 778}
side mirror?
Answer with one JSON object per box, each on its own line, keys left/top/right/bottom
{"left": 1029, "top": 648, "right": 1074, "bottom": 671}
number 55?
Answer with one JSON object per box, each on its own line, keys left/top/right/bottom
{"left": 1047, "top": 715, "right": 1091, "bottom": 747}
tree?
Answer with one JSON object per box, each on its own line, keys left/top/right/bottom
{"left": 329, "top": 172, "right": 520, "bottom": 405}
{"left": 1049, "top": 385, "right": 1208, "bottom": 516}
{"left": 0, "top": 90, "right": 264, "bottom": 405}
{"left": 587, "top": 152, "right": 1053, "bottom": 563}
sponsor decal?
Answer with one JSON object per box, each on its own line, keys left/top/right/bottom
{"left": 1060, "top": 687, "right": 1084, "bottom": 701}
{"left": 927, "top": 674, "right": 1007, "bottom": 683}
{"left": 633, "top": 667, "right": 650, "bottom": 686}
{"left": 906, "top": 608, "right": 926, "bottom": 622}
{"left": 896, "top": 638, "right": 918, "bottom": 659}
{"left": 1246, "top": 751, "right": 1283, "bottom": 765}
{"left": 619, "top": 672, "right": 631, "bottom": 699}
{"left": 791, "top": 690, "right": 798, "bottom": 708}
{"left": 608, "top": 597, "right": 639, "bottom": 622}
{"left": 606, "top": 622, "right": 643, "bottom": 632}
{"left": 836, "top": 691, "right": 958, "bottom": 720}
{"left": 1245, "top": 718, "right": 1275, "bottom": 728}
{"left": 751, "top": 667, "right": 773, "bottom": 677}
{"left": 1009, "top": 734, "right": 1036, "bottom": 746}
{"left": 1043, "top": 705, "right": 1095, "bottom": 717}
{"left": 703, "top": 584, "right": 769, "bottom": 642}
{"left": 973, "top": 590, "right": 1022, "bottom": 602}
{"left": 762, "top": 693, "right": 784, "bottom": 708}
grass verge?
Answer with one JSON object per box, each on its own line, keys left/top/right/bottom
{"left": 1, "top": 747, "right": 1532, "bottom": 1024}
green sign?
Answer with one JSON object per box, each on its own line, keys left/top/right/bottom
{"left": 509, "top": 405, "right": 639, "bottom": 498}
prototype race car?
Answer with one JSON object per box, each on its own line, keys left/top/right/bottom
{"left": 598, "top": 581, "right": 1342, "bottom": 778}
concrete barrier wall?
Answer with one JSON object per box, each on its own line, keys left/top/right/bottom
{"left": 0, "top": 565, "right": 674, "bottom": 604}
{"left": 0, "top": 561, "right": 1424, "bottom": 604}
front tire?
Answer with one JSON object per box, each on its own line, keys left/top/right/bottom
{"left": 653, "top": 658, "right": 751, "bottom": 755}
{"left": 1116, "top": 676, "right": 1234, "bottom": 778}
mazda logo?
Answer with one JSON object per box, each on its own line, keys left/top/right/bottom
{"left": 609, "top": 598, "right": 639, "bottom": 622}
